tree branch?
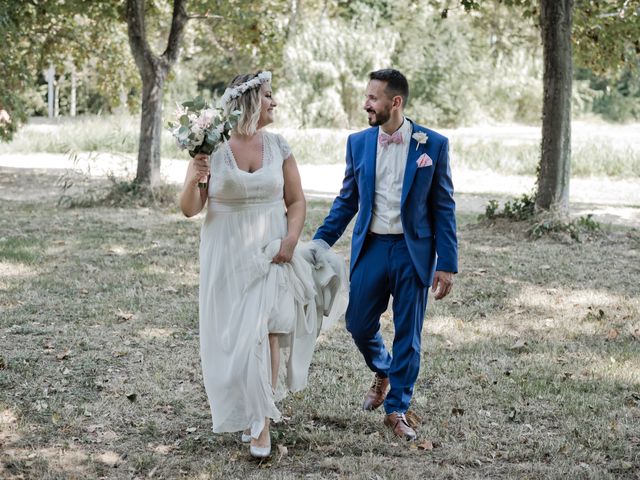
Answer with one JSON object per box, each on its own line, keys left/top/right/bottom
{"left": 164, "top": 0, "right": 189, "bottom": 66}
{"left": 126, "top": 0, "right": 155, "bottom": 72}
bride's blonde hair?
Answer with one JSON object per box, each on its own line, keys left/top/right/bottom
{"left": 224, "top": 72, "right": 266, "bottom": 136}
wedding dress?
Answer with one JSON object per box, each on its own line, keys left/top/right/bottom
{"left": 199, "top": 131, "right": 347, "bottom": 439}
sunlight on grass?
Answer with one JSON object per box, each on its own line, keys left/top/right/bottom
{"left": 0, "top": 261, "right": 36, "bottom": 282}
{"left": 512, "top": 286, "right": 636, "bottom": 313}
{"left": 138, "top": 327, "right": 176, "bottom": 339}
{"left": 2, "top": 116, "right": 639, "bottom": 178}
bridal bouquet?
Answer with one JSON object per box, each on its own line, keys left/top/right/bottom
{"left": 168, "top": 96, "right": 241, "bottom": 188}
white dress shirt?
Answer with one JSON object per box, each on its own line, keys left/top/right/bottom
{"left": 369, "top": 118, "right": 412, "bottom": 234}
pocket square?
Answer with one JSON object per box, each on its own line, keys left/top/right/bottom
{"left": 416, "top": 153, "right": 433, "bottom": 168}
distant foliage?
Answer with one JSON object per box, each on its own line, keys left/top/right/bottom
{"left": 276, "top": 15, "right": 398, "bottom": 128}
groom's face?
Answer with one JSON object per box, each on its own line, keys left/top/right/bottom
{"left": 364, "top": 80, "right": 393, "bottom": 127}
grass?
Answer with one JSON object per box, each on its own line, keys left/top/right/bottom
{"left": 1, "top": 168, "right": 639, "bottom": 479}
{"left": 2, "top": 116, "right": 639, "bottom": 178}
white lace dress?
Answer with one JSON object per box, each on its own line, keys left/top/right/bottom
{"left": 199, "top": 131, "right": 347, "bottom": 439}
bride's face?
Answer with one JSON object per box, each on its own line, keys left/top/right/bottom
{"left": 257, "top": 83, "right": 277, "bottom": 128}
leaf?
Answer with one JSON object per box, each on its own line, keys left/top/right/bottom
{"left": 277, "top": 444, "right": 288, "bottom": 461}
{"left": 56, "top": 349, "right": 71, "bottom": 360}
{"left": 405, "top": 410, "right": 422, "bottom": 428}
{"left": 606, "top": 328, "right": 619, "bottom": 340}
{"left": 417, "top": 440, "right": 434, "bottom": 451}
{"left": 154, "top": 445, "right": 172, "bottom": 455}
{"left": 116, "top": 310, "right": 134, "bottom": 322}
{"left": 510, "top": 339, "right": 527, "bottom": 351}
{"left": 96, "top": 451, "right": 123, "bottom": 468}
{"left": 125, "top": 392, "right": 137, "bottom": 402}
{"left": 451, "top": 407, "right": 464, "bottom": 416}
{"left": 186, "top": 427, "right": 197, "bottom": 433}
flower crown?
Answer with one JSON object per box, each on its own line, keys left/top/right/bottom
{"left": 218, "top": 71, "right": 272, "bottom": 109}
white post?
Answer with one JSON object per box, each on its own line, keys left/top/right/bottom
{"left": 54, "top": 81, "right": 60, "bottom": 117}
{"left": 70, "top": 65, "right": 77, "bottom": 117}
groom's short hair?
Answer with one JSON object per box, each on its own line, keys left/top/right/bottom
{"left": 369, "top": 69, "right": 409, "bottom": 108}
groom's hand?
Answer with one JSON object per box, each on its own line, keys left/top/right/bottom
{"left": 432, "top": 271, "right": 454, "bottom": 300}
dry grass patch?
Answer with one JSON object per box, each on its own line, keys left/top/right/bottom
{"left": 0, "top": 169, "right": 638, "bottom": 479}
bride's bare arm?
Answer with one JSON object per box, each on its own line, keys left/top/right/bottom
{"left": 272, "top": 154, "right": 306, "bottom": 263}
{"left": 180, "top": 153, "right": 209, "bottom": 217}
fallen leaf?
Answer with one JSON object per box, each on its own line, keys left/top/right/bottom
{"left": 417, "top": 440, "right": 434, "bottom": 451}
{"left": 154, "top": 445, "right": 172, "bottom": 455}
{"left": 125, "top": 392, "right": 137, "bottom": 402}
{"left": 451, "top": 407, "right": 464, "bottom": 416}
{"left": 85, "top": 424, "right": 104, "bottom": 433}
{"left": 163, "top": 286, "right": 178, "bottom": 294}
{"left": 405, "top": 410, "right": 422, "bottom": 428}
{"left": 277, "top": 444, "right": 288, "bottom": 461}
{"left": 606, "top": 328, "right": 619, "bottom": 340}
{"left": 96, "top": 451, "right": 123, "bottom": 468}
{"left": 539, "top": 265, "right": 551, "bottom": 270}
{"left": 116, "top": 310, "right": 135, "bottom": 322}
{"left": 99, "top": 430, "right": 118, "bottom": 443}
{"left": 186, "top": 427, "right": 197, "bottom": 433}
{"left": 510, "top": 339, "right": 527, "bottom": 351}
{"left": 80, "top": 288, "right": 89, "bottom": 295}
{"left": 56, "top": 349, "right": 71, "bottom": 360}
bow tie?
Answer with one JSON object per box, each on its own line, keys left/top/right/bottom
{"left": 378, "top": 130, "right": 403, "bottom": 147}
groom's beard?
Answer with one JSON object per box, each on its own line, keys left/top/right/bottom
{"left": 366, "top": 106, "right": 391, "bottom": 126}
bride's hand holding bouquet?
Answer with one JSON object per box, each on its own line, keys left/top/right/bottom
{"left": 169, "top": 96, "right": 241, "bottom": 188}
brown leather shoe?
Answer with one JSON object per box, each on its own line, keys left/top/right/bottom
{"left": 362, "top": 374, "right": 389, "bottom": 411}
{"left": 384, "top": 412, "right": 417, "bottom": 441}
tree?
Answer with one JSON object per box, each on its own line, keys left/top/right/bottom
{"left": 0, "top": 1, "right": 136, "bottom": 140}
{"left": 459, "top": 0, "right": 640, "bottom": 217}
{"left": 126, "top": 0, "right": 188, "bottom": 188}
{"left": 536, "top": 0, "right": 572, "bottom": 215}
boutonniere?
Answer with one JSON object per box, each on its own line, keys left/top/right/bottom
{"left": 412, "top": 132, "right": 428, "bottom": 151}
{"left": 416, "top": 153, "right": 433, "bottom": 168}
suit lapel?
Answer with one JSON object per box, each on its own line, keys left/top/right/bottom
{"left": 363, "top": 127, "right": 378, "bottom": 207}
{"left": 401, "top": 121, "right": 421, "bottom": 207}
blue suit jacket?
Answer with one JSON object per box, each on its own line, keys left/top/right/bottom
{"left": 313, "top": 120, "right": 458, "bottom": 287}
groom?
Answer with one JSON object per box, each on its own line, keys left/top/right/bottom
{"left": 313, "top": 69, "right": 458, "bottom": 440}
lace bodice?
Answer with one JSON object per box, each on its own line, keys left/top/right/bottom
{"left": 207, "top": 131, "right": 292, "bottom": 206}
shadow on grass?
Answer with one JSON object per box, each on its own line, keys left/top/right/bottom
{"left": 1, "top": 176, "right": 639, "bottom": 479}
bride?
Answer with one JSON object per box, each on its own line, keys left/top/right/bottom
{"left": 179, "top": 71, "right": 346, "bottom": 458}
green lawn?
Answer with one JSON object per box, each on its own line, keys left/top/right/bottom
{"left": 0, "top": 169, "right": 639, "bottom": 479}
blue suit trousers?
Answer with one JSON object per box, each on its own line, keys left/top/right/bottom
{"left": 345, "top": 233, "right": 429, "bottom": 414}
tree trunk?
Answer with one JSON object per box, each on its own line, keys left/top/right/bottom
{"left": 536, "top": 0, "right": 573, "bottom": 217}
{"left": 136, "top": 68, "right": 166, "bottom": 187}
{"left": 126, "top": 0, "right": 188, "bottom": 188}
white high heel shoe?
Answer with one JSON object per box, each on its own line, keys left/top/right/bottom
{"left": 249, "top": 436, "right": 271, "bottom": 458}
